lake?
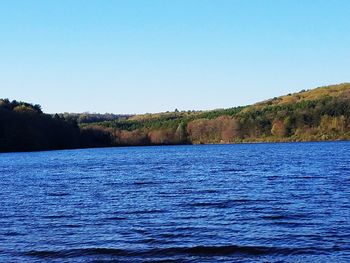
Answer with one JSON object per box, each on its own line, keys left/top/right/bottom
{"left": 0, "top": 142, "right": 349, "bottom": 262}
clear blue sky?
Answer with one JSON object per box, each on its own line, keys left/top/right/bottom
{"left": 1, "top": 0, "right": 349, "bottom": 114}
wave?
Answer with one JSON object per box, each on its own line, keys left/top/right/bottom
{"left": 261, "top": 213, "right": 311, "bottom": 220}
{"left": 188, "top": 199, "right": 277, "bottom": 208}
{"left": 124, "top": 209, "right": 166, "bottom": 215}
{"left": 62, "top": 224, "right": 81, "bottom": 228}
{"left": 104, "top": 216, "right": 127, "bottom": 221}
{"left": 24, "top": 244, "right": 331, "bottom": 259}
{"left": 25, "top": 248, "right": 127, "bottom": 258}
{"left": 220, "top": 168, "right": 245, "bottom": 172}
{"left": 46, "top": 192, "right": 70, "bottom": 197}
{"left": 189, "top": 201, "right": 231, "bottom": 209}
{"left": 3, "top": 231, "right": 25, "bottom": 236}
{"left": 42, "top": 214, "right": 73, "bottom": 219}
{"left": 210, "top": 168, "right": 245, "bottom": 174}
{"left": 133, "top": 181, "right": 159, "bottom": 186}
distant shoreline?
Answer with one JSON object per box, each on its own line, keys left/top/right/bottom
{"left": 1, "top": 83, "right": 350, "bottom": 153}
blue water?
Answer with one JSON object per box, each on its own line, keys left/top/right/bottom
{"left": 0, "top": 142, "right": 349, "bottom": 262}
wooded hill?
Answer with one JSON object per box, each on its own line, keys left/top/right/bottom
{"left": 85, "top": 83, "right": 350, "bottom": 145}
{"left": 1, "top": 83, "right": 350, "bottom": 152}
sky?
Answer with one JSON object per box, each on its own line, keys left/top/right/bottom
{"left": 1, "top": 0, "right": 350, "bottom": 114}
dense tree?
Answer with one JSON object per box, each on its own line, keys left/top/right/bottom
{"left": 1, "top": 83, "right": 350, "bottom": 152}
{"left": 0, "top": 100, "right": 116, "bottom": 152}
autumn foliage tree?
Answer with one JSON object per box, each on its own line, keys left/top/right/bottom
{"left": 271, "top": 120, "right": 287, "bottom": 137}
{"left": 187, "top": 116, "right": 240, "bottom": 143}
{"left": 2, "top": 83, "right": 350, "bottom": 152}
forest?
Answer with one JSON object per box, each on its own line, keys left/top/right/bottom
{"left": 1, "top": 83, "right": 350, "bottom": 152}
{"left": 0, "top": 99, "right": 111, "bottom": 151}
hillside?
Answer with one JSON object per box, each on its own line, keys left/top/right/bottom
{"left": 1, "top": 83, "right": 350, "bottom": 152}
{"left": 85, "top": 83, "right": 350, "bottom": 145}
{"left": 254, "top": 83, "right": 350, "bottom": 107}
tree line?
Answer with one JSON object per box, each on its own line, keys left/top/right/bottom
{"left": 0, "top": 99, "right": 111, "bottom": 152}
{"left": 1, "top": 83, "right": 350, "bottom": 152}
{"left": 87, "top": 84, "right": 350, "bottom": 145}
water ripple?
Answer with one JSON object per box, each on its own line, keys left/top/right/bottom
{"left": 1, "top": 142, "right": 349, "bottom": 262}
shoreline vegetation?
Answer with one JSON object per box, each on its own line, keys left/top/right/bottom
{"left": 1, "top": 83, "right": 350, "bottom": 152}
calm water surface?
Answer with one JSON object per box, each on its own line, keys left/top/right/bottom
{"left": 0, "top": 142, "right": 350, "bottom": 262}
